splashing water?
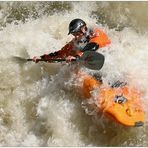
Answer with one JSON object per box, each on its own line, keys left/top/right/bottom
{"left": 0, "top": 1, "right": 148, "bottom": 146}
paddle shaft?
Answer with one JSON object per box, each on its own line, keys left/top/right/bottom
{"left": 27, "top": 58, "right": 76, "bottom": 62}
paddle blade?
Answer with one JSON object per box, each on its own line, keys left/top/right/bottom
{"left": 11, "top": 56, "right": 28, "bottom": 63}
{"left": 79, "top": 51, "right": 105, "bottom": 70}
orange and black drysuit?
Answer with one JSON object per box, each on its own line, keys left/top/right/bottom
{"left": 40, "top": 28, "right": 111, "bottom": 60}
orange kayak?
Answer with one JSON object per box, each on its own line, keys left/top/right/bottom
{"left": 77, "top": 72, "right": 145, "bottom": 127}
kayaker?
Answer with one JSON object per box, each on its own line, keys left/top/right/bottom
{"left": 33, "top": 18, "right": 111, "bottom": 63}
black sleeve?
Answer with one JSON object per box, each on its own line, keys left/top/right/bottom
{"left": 48, "top": 52, "right": 59, "bottom": 57}
{"left": 40, "top": 51, "right": 59, "bottom": 59}
{"left": 82, "top": 42, "right": 99, "bottom": 52}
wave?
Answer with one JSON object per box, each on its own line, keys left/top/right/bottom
{"left": 0, "top": 1, "right": 147, "bottom": 147}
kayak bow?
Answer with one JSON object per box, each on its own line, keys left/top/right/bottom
{"left": 78, "top": 72, "right": 145, "bottom": 127}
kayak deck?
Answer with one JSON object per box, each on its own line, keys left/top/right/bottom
{"left": 77, "top": 72, "right": 145, "bottom": 127}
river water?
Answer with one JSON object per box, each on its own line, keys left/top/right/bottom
{"left": 0, "top": 1, "right": 148, "bottom": 146}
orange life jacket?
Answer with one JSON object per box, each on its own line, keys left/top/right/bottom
{"left": 90, "top": 28, "right": 111, "bottom": 48}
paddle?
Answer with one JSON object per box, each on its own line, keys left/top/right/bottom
{"left": 13, "top": 51, "right": 105, "bottom": 70}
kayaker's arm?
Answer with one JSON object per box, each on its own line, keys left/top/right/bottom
{"left": 40, "top": 41, "right": 74, "bottom": 60}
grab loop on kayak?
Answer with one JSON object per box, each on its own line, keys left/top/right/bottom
{"left": 114, "top": 95, "right": 127, "bottom": 104}
{"left": 135, "top": 121, "right": 144, "bottom": 127}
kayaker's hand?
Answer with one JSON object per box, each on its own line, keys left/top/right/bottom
{"left": 32, "top": 56, "right": 40, "bottom": 63}
{"left": 66, "top": 56, "right": 76, "bottom": 63}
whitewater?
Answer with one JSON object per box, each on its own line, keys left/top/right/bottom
{"left": 0, "top": 1, "right": 148, "bottom": 146}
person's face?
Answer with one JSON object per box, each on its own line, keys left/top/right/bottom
{"left": 71, "top": 26, "right": 86, "bottom": 39}
{"left": 71, "top": 31, "right": 83, "bottom": 38}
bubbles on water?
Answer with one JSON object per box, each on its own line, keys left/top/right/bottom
{"left": 0, "top": 1, "right": 148, "bottom": 147}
